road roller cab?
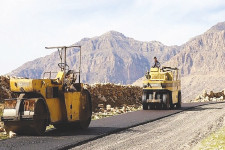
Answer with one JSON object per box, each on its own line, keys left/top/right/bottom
{"left": 142, "top": 67, "right": 181, "bottom": 110}
{"left": 1, "top": 46, "right": 92, "bottom": 135}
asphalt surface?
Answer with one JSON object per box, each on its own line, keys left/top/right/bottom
{"left": 0, "top": 102, "right": 215, "bottom": 150}
{"left": 71, "top": 102, "right": 225, "bottom": 150}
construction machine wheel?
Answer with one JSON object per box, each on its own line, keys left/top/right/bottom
{"left": 31, "top": 99, "right": 48, "bottom": 135}
{"left": 170, "top": 103, "right": 174, "bottom": 109}
{"left": 154, "top": 104, "right": 160, "bottom": 109}
{"left": 4, "top": 98, "right": 48, "bottom": 135}
{"left": 4, "top": 121, "right": 24, "bottom": 135}
{"left": 149, "top": 103, "right": 154, "bottom": 110}
{"left": 79, "top": 116, "right": 91, "bottom": 129}
{"left": 162, "top": 93, "right": 170, "bottom": 109}
{"left": 53, "top": 123, "right": 66, "bottom": 130}
{"left": 143, "top": 104, "right": 148, "bottom": 110}
{"left": 176, "top": 91, "right": 181, "bottom": 108}
{"left": 142, "top": 91, "right": 148, "bottom": 110}
{"left": 169, "top": 93, "right": 175, "bottom": 109}
{"left": 78, "top": 89, "right": 92, "bottom": 129}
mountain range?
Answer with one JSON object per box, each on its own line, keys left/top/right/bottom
{"left": 9, "top": 31, "right": 180, "bottom": 84}
{"left": 9, "top": 22, "right": 225, "bottom": 101}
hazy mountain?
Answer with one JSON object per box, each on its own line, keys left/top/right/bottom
{"left": 134, "top": 21, "right": 225, "bottom": 101}
{"left": 9, "top": 31, "right": 180, "bottom": 84}
{"left": 165, "top": 22, "right": 225, "bottom": 100}
{"left": 165, "top": 22, "right": 225, "bottom": 76}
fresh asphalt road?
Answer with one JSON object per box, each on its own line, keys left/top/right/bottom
{"left": 0, "top": 102, "right": 215, "bottom": 150}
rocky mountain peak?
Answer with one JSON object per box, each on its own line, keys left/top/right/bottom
{"left": 103, "top": 30, "right": 125, "bottom": 36}
{"left": 207, "top": 21, "right": 225, "bottom": 33}
{"left": 100, "top": 30, "right": 127, "bottom": 40}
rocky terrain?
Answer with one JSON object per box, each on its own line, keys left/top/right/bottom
{"left": 9, "top": 31, "right": 180, "bottom": 84}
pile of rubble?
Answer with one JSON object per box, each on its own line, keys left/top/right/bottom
{"left": 85, "top": 83, "right": 142, "bottom": 112}
{"left": 0, "top": 76, "right": 16, "bottom": 102}
{"left": 92, "top": 104, "right": 142, "bottom": 120}
{"left": 192, "top": 90, "right": 225, "bottom": 102}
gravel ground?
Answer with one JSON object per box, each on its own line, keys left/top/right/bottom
{"left": 71, "top": 102, "right": 225, "bottom": 150}
{"left": 193, "top": 125, "right": 225, "bottom": 150}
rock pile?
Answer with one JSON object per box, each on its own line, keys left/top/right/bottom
{"left": 0, "top": 76, "right": 15, "bottom": 102}
{"left": 192, "top": 90, "right": 225, "bottom": 102}
{"left": 85, "top": 83, "right": 142, "bottom": 112}
{"left": 92, "top": 104, "right": 142, "bottom": 120}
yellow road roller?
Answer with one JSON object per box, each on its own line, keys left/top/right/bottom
{"left": 142, "top": 67, "right": 181, "bottom": 110}
{"left": 1, "top": 46, "right": 92, "bottom": 135}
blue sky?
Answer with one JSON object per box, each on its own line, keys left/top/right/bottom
{"left": 0, "top": 0, "right": 225, "bottom": 75}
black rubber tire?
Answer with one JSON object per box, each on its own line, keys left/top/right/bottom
{"left": 166, "top": 94, "right": 171, "bottom": 109}
{"left": 162, "top": 94, "right": 169, "bottom": 109}
{"left": 149, "top": 103, "right": 154, "bottom": 110}
{"left": 170, "top": 103, "right": 174, "bottom": 109}
{"left": 142, "top": 91, "right": 148, "bottom": 110}
{"left": 169, "top": 93, "right": 174, "bottom": 109}
{"left": 170, "top": 100, "right": 174, "bottom": 109}
{"left": 143, "top": 103, "right": 148, "bottom": 110}
{"left": 177, "top": 91, "right": 182, "bottom": 108}
{"left": 155, "top": 103, "right": 161, "bottom": 110}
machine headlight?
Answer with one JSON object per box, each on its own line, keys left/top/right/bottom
{"left": 150, "top": 83, "right": 162, "bottom": 87}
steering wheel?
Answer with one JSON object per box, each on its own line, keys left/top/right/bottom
{"left": 58, "top": 63, "right": 69, "bottom": 70}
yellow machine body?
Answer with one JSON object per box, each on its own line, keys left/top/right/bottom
{"left": 8, "top": 72, "right": 90, "bottom": 123}
{"left": 142, "top": 67, "right": 181, "bottom": 109}
{"left": 2, "top": 46, "right": 92, "bottom": 135}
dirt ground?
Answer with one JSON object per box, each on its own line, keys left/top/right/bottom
{"left": 71, "top": 102, "right": 225, "bottom": 150}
